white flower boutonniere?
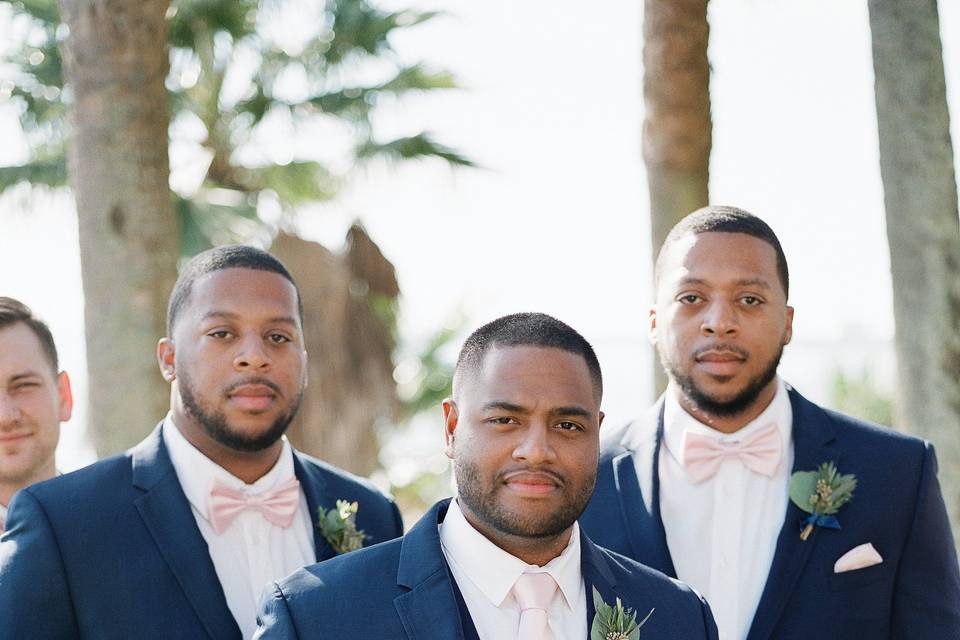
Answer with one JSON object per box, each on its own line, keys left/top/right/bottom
{"left": 317, "top": 499, "right": 368, "bottom": 554}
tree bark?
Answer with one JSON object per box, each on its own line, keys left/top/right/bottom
{"left": 60, "top": 0, "right": 178, "bottom": 455}
{"left": 272, "top": 227, "right": 399, "bottom": 476}
{"left": 643, "top": 0, "right": 712, "bottom": 393}
{"left": 868, "top": 0, "right": 960, "bottom": 544}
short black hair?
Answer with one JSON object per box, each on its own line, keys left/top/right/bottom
{"left": 454, "top": 312, "right": 603, "bottom": 398}
{"left": 0, "top": 297, "right": 59, "bottom": 373}
{"left": 654, "top": 205, "right": 790, "bottom": 299}
{"left": 166, "top": 245, "right": 302, "bottom": 334}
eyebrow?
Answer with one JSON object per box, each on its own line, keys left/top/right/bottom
{"left": 201, "top": 311, "right": 298, "bottom": 326}
{"left": 678, "top": 276, "right": 771, "bottom": 289}
{"left": 480, "top": 401, "right": 593, "bottom": 418}
{"left": 9, "top": 371, "right": 44, "bottom": 383}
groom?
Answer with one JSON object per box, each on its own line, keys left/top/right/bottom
{"left": 257, "top": 313, "right": 718, "bottom": 639}
{"left": 580, "top": 206, "right": 960, "bottom": 639}
{"left": 0, "top": 246, "right": 403, "bottom": 639}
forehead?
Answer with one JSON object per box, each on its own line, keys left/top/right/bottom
{"left": 463, "top": 345, "right": 597, "bottom": 408}
{"left": 658, "top": 232, "right": 782, "bottom": 292}
{"left": 182, "top": 268, "right": 300, "bottom": 326}
{"left": 0, "top": 322, "right": 55, "bottom": 378}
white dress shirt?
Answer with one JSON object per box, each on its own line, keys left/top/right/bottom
{"left": 439, "top": 498, "right": 587, "bottom": 640}
{"left": 644, "top": 378, "right": 793, "bottom": 640}
{"left": 163, "top": 415, "right": 315, "bottom": 640}
{"left": 0, "top": 502, "right": 7, "bottom": 533}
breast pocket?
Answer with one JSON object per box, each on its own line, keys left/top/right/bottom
{"left": 827, "top": 561, "right": 891, "bottom": 592}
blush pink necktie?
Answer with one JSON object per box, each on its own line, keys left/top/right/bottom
{"left": 513, "top": 572, "right": 558, "bottom": 640}
{"left": 681, "top": 422, "right": 782, "bottom": 484}
{"left": 207, "top": 476, "right": 301, "bottom": 535}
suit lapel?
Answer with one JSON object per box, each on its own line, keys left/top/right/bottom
{"left": 131, "top": 425, "right": 241, "bottom": 640}
{"left": 580, "top": 532, "right": 619, "bottom": 629}
{"left": 393, "top": 500, "right": 470, "bottom": 640}
{"left": 746, "top": 390, "right": 838, "bottom": 640}
{"left": 291, "top": 451, "right": 336, "bottom": 561}
{"left": 615, "top": 402, "right": 677, "bottom": 577}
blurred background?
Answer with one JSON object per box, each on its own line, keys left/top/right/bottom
{"left": 0, "top": 0, "right": 958, "bottom": 539}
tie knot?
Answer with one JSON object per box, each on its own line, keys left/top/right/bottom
{"left": 513, "top": 572, "right": 558, "bottom": 611}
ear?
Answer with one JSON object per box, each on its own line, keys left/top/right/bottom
{"left": 157, "top": 338, "right": 176, "bottom": 382}
{"left": 598, "top": 410, "right": 605, "bottom": 429}
{"left": 784, "top": 305, "right": 795, "bottom": 345}
{"left": 56, "top": 371, "right": 73, "bottom": 422}
{"left": 648, "top": 305, "right": 658, "bottom": 345}
{"left": 442, "top": 398, "right": 459, "bottom": 459}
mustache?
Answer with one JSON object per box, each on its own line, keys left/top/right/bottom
{"left": 224, "top": 377, "right": 283, "bottom": 396}
{"left": 693, "top": 344, "right": 749, "bottom": 359}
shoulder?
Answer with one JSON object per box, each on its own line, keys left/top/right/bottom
{"left": 295, "top": 452, "right": 391, "bottom": 500}
{"left": 21, "top": 451, "right": 135, "bottom": 507}
{"left": 599, "top": 403, "right": 661, "bottom": 464}
{"left": 599, "top": 545, "right": 700, "bottom": 599}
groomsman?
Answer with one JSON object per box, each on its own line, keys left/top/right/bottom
{"left": 580, "top": 206, "right": 960, "bottom": 639}
{"left": 0, "top": 246, "right": 404, "bottom": 639}
{"left": 0, "top": 297, "right": 72, "bottom": 533}
{"left": 257, "top": 313, "right": 718, "bottom": 639}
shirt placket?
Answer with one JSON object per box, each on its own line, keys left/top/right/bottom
{"left": 709, "top": 456, "right": 744, "bottom": 640}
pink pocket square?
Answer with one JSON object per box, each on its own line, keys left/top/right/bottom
{"left": 834, "top": 542, "right": 883, "bottom": 573}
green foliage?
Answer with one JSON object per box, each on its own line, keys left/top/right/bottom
{"left": 789, "top": 462, "right": 857, "bottom": 517}
{"left": 317, "top": 499, "right": 367, "bottom": 554}
{"left": 590, "top": 587, "right": 653, "bottom": 640}
{"left": 830, "top": 368, "right": 895, "bottom": 427}
{"left": 397, "top": 320, "right": 461, "bottom": 420}
{"left": 2, "top": 0, "right": 471, "bottom": 252}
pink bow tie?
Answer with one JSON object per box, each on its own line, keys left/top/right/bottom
{"left": 681, "top": 422, "right": 782, "bottom": 484}
{"left": 207, "top": 476, "right": 301, "bottom": 535}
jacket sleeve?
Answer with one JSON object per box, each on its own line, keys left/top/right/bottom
{"left": 0, "top": 489, "right": 80, "bottom": 638}
{"left": 890, "top": 443, "right": 960, "bottom": 637}
{"left": 700, "top": 594, "right": 720, "bottom": 640}
{"left": 254, "top": 582, "right": 301, "bottom": 640}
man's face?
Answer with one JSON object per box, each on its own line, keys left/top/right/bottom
{"left": 159, "top": 268, "right": 306, "bottom": 453}
{"left": 443, "top": 345, "right": 602, "bottom": 542}
{"left": 650, "top": 232, "right": 793, "bottom": 416}
{"left": 0, "top": 322, "right": 71, "bottom": 491}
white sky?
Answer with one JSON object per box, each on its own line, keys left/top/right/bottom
{"left": 1, "top": 0, "right": 959, "bottom": 473}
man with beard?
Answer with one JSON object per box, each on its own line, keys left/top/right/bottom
{"left": 0, "top": 246, "right": 403, "bottom": 639}
{"left": 256, "top": 313, "right": 718, "bottom": 639}
{"left": 580, "top": 206, "right": 960, "bottom": 639}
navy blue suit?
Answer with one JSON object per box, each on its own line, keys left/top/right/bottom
{"left": 256, "top": 498, "right": 719, "bottom": 639}
{"left": 580, "top": 388, "right": 960, "bottom": 639}
{"left": 0, "top": 424, "right": 404, "bottom": 639}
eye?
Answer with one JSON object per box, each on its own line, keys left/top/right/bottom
{"left": 11, "top": 381, "right": 40, "bottom": 393}
{"left": 557, "top": 421, "right": 584, "bottom": 432}
{"left": 208, "top": 330, "right": 232, "bottom": 339}
{"left": 677, "top": 293, "right": 702, "bottom": 304}
{"left": 740, "top": 295, "right": 764, "bottom": 306}
{"left": 268, "top": 333, "right": 292, "bottom": 344}
{"left": 487, "top": 416, "right": 518, "bottom": 426}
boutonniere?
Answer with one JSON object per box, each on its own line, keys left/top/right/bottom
{"left": 590, "top": 587, "right": 654, "bottom": 640}
{"left": 317, "top": 499, "right": 368, "bottom": 554}
{"left": 789, "top": 462, "right": 857, "bottom": 541}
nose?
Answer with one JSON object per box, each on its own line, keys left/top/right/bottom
{"left": 512, "top": 422, "right": 557, "bottom": 466}
{"left": 233, "top": 334, "right": 271, "bottom": 371}
{"left": 700, "top": 300, "right": 739, "bottom": 337}
{"left": 0, "top": 393, "right": 21, "bottom": 428}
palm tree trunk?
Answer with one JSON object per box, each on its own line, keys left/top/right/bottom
{"left": 868, "top": 0, "right": 960, "bottom": 544}
{"left": 643, "top": 0, "right": 712, "bottom": 393}
{"left": 60, "top": 0, "right": 178, "bottom": 455}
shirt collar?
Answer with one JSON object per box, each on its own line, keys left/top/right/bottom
{"left": 162, "top": 413, "right": 297, "bottom": 520}
{"left": 439, "top": 497, "right": 582, "bottom": 610}
{"left": 662, "top": 377, "right": 793, "bottom": 466}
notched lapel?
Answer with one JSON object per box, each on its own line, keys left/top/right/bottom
{"left": 291, "top": 452, "right": 337, "bottom": 561}
{"left": 746, "top": 390, "right": 838, "bottom": 640}
{"left": 131, "top": 426, "right": 241, "bottom": 640}
{"left": 581, "top": 534, "right": 619, "bottom": 629}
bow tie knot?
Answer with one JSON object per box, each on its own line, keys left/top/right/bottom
{"left": 681, "top": 422, "right": 782, "bottom": 483}
{"left": 207, "top": 476, "right": 301, "bottom": 535}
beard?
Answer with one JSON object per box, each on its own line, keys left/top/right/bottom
{"left": 663, "top": 342, "right": 785, "bottom": 418}
{"left": 177, "top": 371, "right": 302, "bottom": 453}
{"left": 453, "top": 457, "right": 595, "bottom": 540}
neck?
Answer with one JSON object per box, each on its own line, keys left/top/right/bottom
{"left": 0, "top": 462, "right": 57, "bottom": 506}
{"left": 170, "top": 412, "right": 284, "bottom": 484}
{"left": 675, "top": 380, "right": 779, "bottom": 434}
{"left": 457, "top": 499, "right": 572, "bottom": 566}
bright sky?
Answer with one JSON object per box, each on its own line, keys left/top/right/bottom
{"left": 1, "top": 0, "right": 959, "bottom": 473}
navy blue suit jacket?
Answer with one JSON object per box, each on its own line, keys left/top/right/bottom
{"left": 256, "top": 498, "right": 719, "bottom": 639}
{"left": 579, "top": 388, "right": 960, "bottom": 639}
{"left": 0, "top": 424, "right": 404, "bottom": 639}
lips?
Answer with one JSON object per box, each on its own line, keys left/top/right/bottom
{"left": 695, "top": 349, "right": 746, "bottom": 376}
{"left": 502, "top": 471, "right": 562, "bottom": 497}
{"left": 227, "top": 384, "right": 277, "bottom": 412}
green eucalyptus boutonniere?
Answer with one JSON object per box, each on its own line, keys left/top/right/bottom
{"left": 789, "top": 462, "right": 857, "bottom": 541}
{"left": 317, "top": 499, "right": 368, "bottom": 554}
{"left": 590, "top": 587, "right": 654, "bottom": 640}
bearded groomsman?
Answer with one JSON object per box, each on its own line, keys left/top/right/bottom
{"left": 0, "top": 246, "right": 403, "bottom": 639}
{"left": 0, "top": 297, "right": 72, "bottom": 534}
{"left": 257, "top": 313, "right": 718, "bottom": 639}
{"left": 580, "top": 206, "right": 960, "bottom": 640}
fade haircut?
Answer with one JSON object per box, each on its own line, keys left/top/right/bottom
{"left": 654, "top": 205, "right": 790, "bottom": 299}
{"left": 0, "top": 297, "right": 59, "bottom": 373}
{"left": 454, "top": 312, "right": 603, "bottom": 399}
{"left": 166, "top": 245, "right": 303, "bottom": 334}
